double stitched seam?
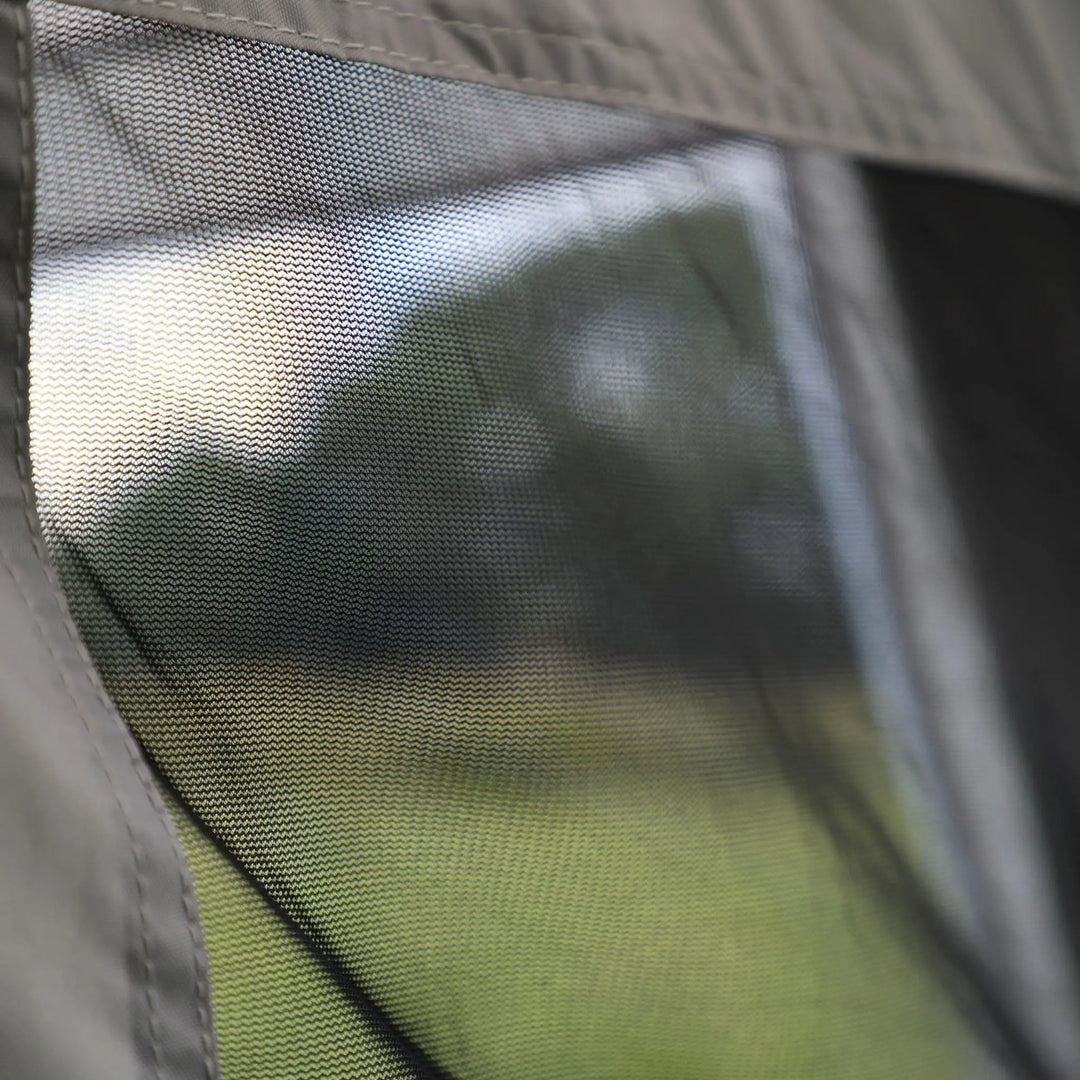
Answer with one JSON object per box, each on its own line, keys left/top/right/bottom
{"left": 113, "top": 0, "right": 1071, "bottom": 153}
{"left": 327, "top": 0, "right": 1034, "bottom": 133}
{"left": 163, "top": 789, "right": 217, "bottom": 1078}
{"left": 6, "top": 5, "right": 169, "bottom": 1076}
{"left": 9, "top": 4, "right": 214, "bottom": 1077}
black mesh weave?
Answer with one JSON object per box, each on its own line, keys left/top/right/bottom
{"left": 29, "top": 2, "right": 967, "bottom": 1077}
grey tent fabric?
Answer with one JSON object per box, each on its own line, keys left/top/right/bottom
{"left": 859, "top": 161, "right": 1080, "bottom": 1075}
{"left": 14, "top": 1, "right": 1080, "bottom": 1079}
{"left": 24, "top": 3, "right": 1011, "bottom": 1078}
{"left": 0, "top": 3, "right": 219, "bottom": 1077}
{"left": 789, "top": 148, "right": 1080, "bottom": 1080}
{"left": 51, "top": 0, "right": 1080, "bottom": 205}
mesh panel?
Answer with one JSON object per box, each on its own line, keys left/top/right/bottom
{"left": 29, "top": 2, "right": 967, "bottom": 1078}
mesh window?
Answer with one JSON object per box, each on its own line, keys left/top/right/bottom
{"left": 29, "top": 2, "right": 968, "bottom": 1078}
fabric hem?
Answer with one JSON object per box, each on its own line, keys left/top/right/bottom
{"left": 47, "top": 0, "right": 1080, "bottom": 204}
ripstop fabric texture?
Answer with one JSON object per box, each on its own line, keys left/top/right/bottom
{"left": 28, "top": 3, "right": 972, "bottom": 1079}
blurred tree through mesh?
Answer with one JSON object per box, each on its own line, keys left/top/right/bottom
{"left": 28, "top": 6, "right": 969, "bottom": 1074}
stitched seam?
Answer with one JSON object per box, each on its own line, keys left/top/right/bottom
{"left": 104, "top": 3, "right": 966, "bottom": 138}
{"left": 108, "top": 0, "right": 1069, "bottom": 148}
{"left": 155, "top": 779, "right": 218, "bottom": 1079}
{"left": 183, "top": 869, "right": 218, "bottom": 1080}
{"left": 119, "top": 2, "right": 732, "bottom": 109}
{"left": 12, "top": 5, "right": 219, "bottom": 1077}
{"left": 16, "top": 5, "right": 218, "bottom": 1066}
{"left": 327, "top": 0, "right": 1002, "bottom": 126}
{"left": 7, "top": 6, "right": 164, "bottom": 1071}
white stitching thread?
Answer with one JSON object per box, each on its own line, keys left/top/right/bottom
{"left": 326, "top": 0, "right": 988, "bottom": 124}
{"left": 97, "top": 0, "right": 1070, "bottom": 148}
{"left": 120, "top": 0, "right": 1075, "bottom": 193}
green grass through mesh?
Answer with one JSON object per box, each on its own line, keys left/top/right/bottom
{"left": 160, "top": 667, "right": 968, "bottom": 1080}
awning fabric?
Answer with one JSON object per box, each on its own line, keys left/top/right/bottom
{"left": 0, "top": 5, "right": 217, "bottom": 1080}
{"left": 8, "top": 3, "right": 1080, "bottom": 1080}
{"left": 59, "top": 0, "right": 1080, "bottom": 203}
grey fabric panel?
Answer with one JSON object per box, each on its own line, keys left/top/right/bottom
{"left": 0, "top": 3, "right": 219, "bottom": 1075}
{"left": 44, "top": 0, "right": 1080, "bottom": 204}
{"left": 30, "top": 0, "right": 703, "bottom": 251}
{"left": 860, "top": 161, "right": 1080, "bottom": 1077}
{"left": 788, "top": 147, "right": 1080, "bottom": 1080}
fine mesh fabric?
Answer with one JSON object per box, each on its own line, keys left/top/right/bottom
{"left": 29, "top": 3, "right": 969, "bottom": 1078}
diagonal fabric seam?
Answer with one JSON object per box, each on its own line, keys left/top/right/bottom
{"left": 58, "top": 529, "right": 461, "bottom": 1080}
{"left": 11, "top": 3, "right": 218, "bottom": 1073}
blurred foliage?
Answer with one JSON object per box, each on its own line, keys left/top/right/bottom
{"left": 147, "top": 666, "right": 965, "bottom": 1080}
{"left": 42, "top": 177, "right": 967, "bottom": 1080}
{"left": 57, "top": 203, "right": 846, "bottom": 679}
